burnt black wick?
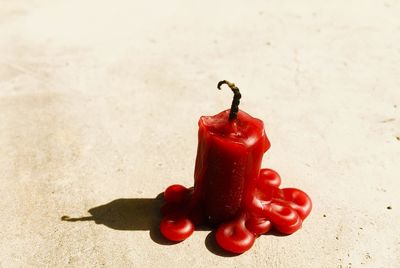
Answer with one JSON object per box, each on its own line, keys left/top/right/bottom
{"left": 217, "top": 80, "right": 242, "bottom": 121}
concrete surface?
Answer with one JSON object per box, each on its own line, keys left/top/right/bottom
{"left": 1, "top": 0, "right": 399, "bottom": 267}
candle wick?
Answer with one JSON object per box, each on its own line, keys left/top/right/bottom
{"left": 217, "top": 80, "right": 242, "bottom": 121}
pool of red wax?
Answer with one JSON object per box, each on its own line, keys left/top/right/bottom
{"left": 160, "top": 110, "right": 312, "bottom": 254}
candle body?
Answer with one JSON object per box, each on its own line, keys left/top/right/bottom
{"left": 193, "top": 109, "right": 270, "bottom": 224}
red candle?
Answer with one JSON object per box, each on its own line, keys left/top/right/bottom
{"left": 193, "top": 109, "right": 270, "bottom": 224}
{"left": 160, "top": 80, "right": 312, "bottom": 254}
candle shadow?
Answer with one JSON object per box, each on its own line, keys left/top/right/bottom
{"left": 263, "top": 229, "right": 292, "bottom": 237}
{"left": 61, "top": 193, "right": 177, "bottom": 245}
{"left": 61, "top": 194, "right": 287, "bottom": 255}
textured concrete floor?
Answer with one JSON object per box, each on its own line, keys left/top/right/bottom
{"left": 0, "top": 0, "right": 399, "bottom": 267}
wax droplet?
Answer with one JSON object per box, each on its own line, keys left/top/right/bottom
{"left": 245, "top": 215, "right": 272, "bottom": 235}
{"left": 215, "top": 216, "right": 255, "bottom": 254}
{"left": 281, "top": 188, "right": 312, "bottom": 220}
{"left": 259, "top": 168, "right": 281, "bottom": 188}
{"left": 160, "top": 213, "right": 194, "bottom": 242}
{"left": 164, "top": 184, "right": 190, "bottom": 204}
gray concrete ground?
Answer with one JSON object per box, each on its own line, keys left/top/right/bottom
{"left": 0, "top": 0, "right": 399, "bottom": 267}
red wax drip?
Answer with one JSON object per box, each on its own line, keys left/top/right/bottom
{"left": 160, "top": 169, "right": 312, "bottom": 253}
{"left": 160, "top": 110, "right": 312, "bottom": 254}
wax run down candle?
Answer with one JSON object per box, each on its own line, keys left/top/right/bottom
{"left": 160, "top": 80, "right": 312, "bottom": 254}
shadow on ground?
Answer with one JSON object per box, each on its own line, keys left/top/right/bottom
{"left": 62, "top": 193, "right": 284, "bottom": 256}
{"left": 62, "top": 193, "right": 177, "bottom": 245}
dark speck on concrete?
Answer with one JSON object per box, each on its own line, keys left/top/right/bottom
{"left": 380, "top": 118, "right": 395, "bottom": 123}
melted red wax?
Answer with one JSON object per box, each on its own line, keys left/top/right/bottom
{"left": 160, "top": 110, "right": 312, "bottom": 253}
{"left": 160, "top": 169, "right": 312, "bottom": 254}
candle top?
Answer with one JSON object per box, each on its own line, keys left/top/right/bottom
{"left": 199, "top": 109, "right": 270, "bottom": 150}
